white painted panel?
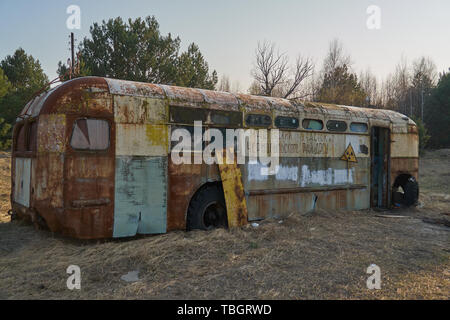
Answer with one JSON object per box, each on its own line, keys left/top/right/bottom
{"left": 14, "top": 158, "right": 31, "bottom": 207}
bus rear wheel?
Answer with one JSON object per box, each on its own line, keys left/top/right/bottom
{"left": 187, "top": 184, "right": 228, "bottom": 231}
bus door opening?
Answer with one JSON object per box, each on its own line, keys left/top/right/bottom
{"left": 370, "top": 127, "right": 390, "bottom": 208}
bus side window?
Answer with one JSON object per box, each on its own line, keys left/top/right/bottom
{"left": 15, "top": 124, "right": 27, "bottom": 151}
{"left": 245, "top": 114, "right": 272, "bottom": 127}
{"left": 327, "top": 120, "right": 347, "bottom": 132}
{"left": 302, "top": 119, "right": 323, "bottom": 130}
{"left": 28, "top": 121, "right": 38, "bottom": 151}
{"left": 210, "top": 110, "right": 243, "bottom": 127}
{"left": 275, "top": 116, "right": 299, "bottom": 129}
{"left": 71, "top": 119, "right": 110, "bottom": 151}
{"left": 14, "top": 121, "right": 37, "bottom": 152}
{"left": 350, "top": 122, "right": 368, "bottom": 133}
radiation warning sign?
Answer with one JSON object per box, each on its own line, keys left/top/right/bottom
{"left": 341, "top": 143, "right": 357, "bottom": 162}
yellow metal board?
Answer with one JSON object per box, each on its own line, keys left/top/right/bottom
{"left": 341, "top": 143, "right": 358, "bottom": 162}
{"left": 216, "top": 149, "right": 248, "bottom": 228}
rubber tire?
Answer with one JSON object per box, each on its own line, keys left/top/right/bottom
{"left": 402, "top": 177, "right": 419, "bottom": 207}
{"left": 187, "top": 184, "right": 228, "bottom": 231}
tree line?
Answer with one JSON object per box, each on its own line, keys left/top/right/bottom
{"left": 247, "top": 38, "right": 449, "bottom": 150}
{"left": 0, "top": 16, "right": 448, "bottom": 150}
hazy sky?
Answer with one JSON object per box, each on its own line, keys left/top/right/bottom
{"left": 1, "top": 0, "right": 449, "bottom": 90}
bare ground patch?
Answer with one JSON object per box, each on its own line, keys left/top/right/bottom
{"left": 0, "top": 150, "right": 448, "bottom": 299}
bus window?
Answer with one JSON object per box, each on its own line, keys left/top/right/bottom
{"left": 245, "top": 114, "right": 272, "bottom": 127}
{"left": 14, "top": 122, "right": 37, "bottom": 152}
{"left": 350, "top": 122, "right": 368, "bottom": 133}
{"left": 327, "top": 120, "right": 347, "bottom": 132}
{"left": 275, "top": 116, "right": 299, "bottom": 129}
{"left": 302, "top": 119, "right": 323, "bottom": 130}
{"left": 170, "top": 106, "right": 208, "bottom": 124}
{"left": 210, "top": 110, "right": 242, "bottom": 127}
{"left": 15, "top": 125, "right": 27, "bottom": 151}
{"left": 28, "top": 121, "right": 38, "bottom": 151}
{"left": 71, "top": 119, "right": 110, "bottom": 151}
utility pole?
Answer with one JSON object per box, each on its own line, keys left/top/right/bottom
{"left": 71, "top": 32, "right": 75, "bottom": 73}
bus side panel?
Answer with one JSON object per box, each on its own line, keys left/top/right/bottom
{"left": 243, "top": 157, "right": 370, "bottom": 220}
{"left": 167, "top": 160, "right": 222, "bottom": 231}
{"left": 112, "top": 95, "right": 170, "bottom": 237}
{"left": 32, "top": 114, "right": 66, "bottom": 232}
{"left": 242, "top": 131, "right": 371, "bottom": 220}
{"left": 113, "top": 156, "right": 167, "bottom": 237}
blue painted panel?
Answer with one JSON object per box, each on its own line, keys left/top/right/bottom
{"left": 113, "top": 156, "right": 167, "bottom": 237}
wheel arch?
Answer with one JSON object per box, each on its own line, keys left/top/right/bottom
{"left": 184, "top": 180, "right": 224, "bottom": 228}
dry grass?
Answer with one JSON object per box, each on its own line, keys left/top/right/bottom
{"left": 0, "top": 150, "right": 448, "bottom": 300}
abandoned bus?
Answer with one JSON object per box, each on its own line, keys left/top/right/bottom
{"left": 11, "top": 77, "right": 419, "bottom": 239}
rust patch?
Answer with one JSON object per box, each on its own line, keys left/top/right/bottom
{"left": 390, "top": 157, "right": 419, "bottom": 184}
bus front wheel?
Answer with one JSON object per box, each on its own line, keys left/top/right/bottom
{"left": 187, "top": 183, "right": 228, "bottom": 231}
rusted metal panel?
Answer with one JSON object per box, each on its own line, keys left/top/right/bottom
{"left": 113, "top": 95, "right": 167, "bottom": 124}
{"left": 216, "top": 149, "right": 248, "bottom": 227}
{"left": 18, "top": 88, "right": 57, "bottom": 120}
{"left": 241, "top": 156, "right": 370, "bottom": 220}
{"left": 390, "top": 157, "right": 419, "bottom": 183}
{"left": 159, "top": 84, "right": 205, "bottom": 107}
{"left": 34, "top": 114, "right": 67, "bottom": 210}
{"left": 40, "top": 77, "right": 111, "bottom": 116}
{"left": 197, "top": 89, "right": 240, "bottom": 111}
{"left": 113, "top": 156, "right": 167, "bottom": 237}
{"left": 390, "top": 132, "right": 419, "bottom": 158}
{"left": 247, "top": 186, "right": 369, "bottom": 220}
{"left": 37, "top": 114, "right": 66, "bottom": 153}
{"left": 106, "top": 78, "right": 166, "bottom": 98}
{"left": 34, "top": 153, "right": 64, "bottom": 208}
{"left": 236, "top": 93, "right": 271, "bottom": 112}
{"left": 167, "top": 159, "right": 221, "bottom": 231}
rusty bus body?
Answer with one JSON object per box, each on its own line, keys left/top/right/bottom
{"left": 11, "top": 77, "right": 419, "bottom": 239}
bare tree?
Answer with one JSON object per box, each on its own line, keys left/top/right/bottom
{"left": 322, "top": 38, "right": 352, "bottom": 76}
{"left": 380, "top": 73, "right": 396, "bottom": 109}
{"left": 412, "top": 56, "right": 437, "bottom": 85}
{"left": 251, "top": 41, "right": 313, "bottom": 99}
{"left": 218, "top": 74, "right": 231, "bottom": 92}
{"left": 411, "top": 56, "right": 437, "bottom": 118}
{"left": 392, "top": 56, "right": 411, "bottom": 114}
{"left": 359, "top": 68, "right": 379, "bottom": 107}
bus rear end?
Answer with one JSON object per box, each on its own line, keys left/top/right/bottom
{"left": 11, "top": 78, "right": 116, "bottom": 239}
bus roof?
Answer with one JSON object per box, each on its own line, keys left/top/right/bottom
{"left": 18, "top": 76, "right": 415, "bottom": 127}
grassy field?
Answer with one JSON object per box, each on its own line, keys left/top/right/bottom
{"left": 0, "top": 150, "right": 448, "bottom": 299}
